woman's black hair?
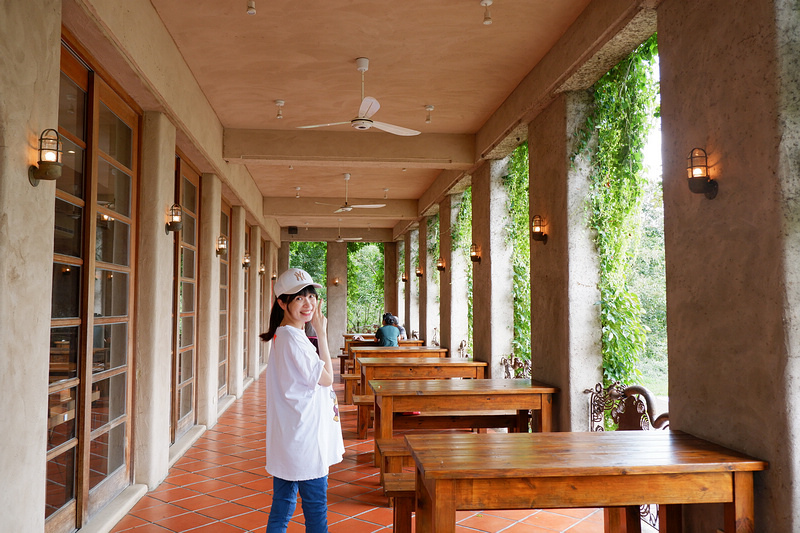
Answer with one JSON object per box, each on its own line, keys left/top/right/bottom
{"left": 260, "top": 285, "right": 318, "bottom": 342}
{"left": 382, "top": 312, "right": 396, "bottom": 325}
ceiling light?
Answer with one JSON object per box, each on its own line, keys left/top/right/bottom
{"left": 480, "top": 0, "right": 493, "bottom": 25}
{"left": 275, "top": 99, "right": 284, "bottom": 119}
{"left": 384, "top": 188, "right": 389, "bottom": 199}
{"left": 425, "top": 105, "right": 434, "bottom": 124}
{"left": 295, "top": 186, "right": 301, "bottom": 199}
{"left": 246, "top": 0, "right": 256, "bottom": 15}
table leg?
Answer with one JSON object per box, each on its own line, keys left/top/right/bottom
{"left": 540, "top": 393, "right": 553, "bottom": 432}
{"left": 415, "top": 471, "right": 456, "bottom": 533}
{"left": 603, "top": 507, "right": 641, "bottom": 533}
{"left": 373, "top": 396, "right": 393, "bottom": 467}
{"left": 723, "top": 471, "right": 755, "bottom": 533}
{"left": 659, "top": 504, "right": 682, "bottom": 533}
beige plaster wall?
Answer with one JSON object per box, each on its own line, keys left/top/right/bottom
{"left": 404, "top": 231, "right": 420, "bottom": 337}
{"left": 659, "top": 0, "right": 793, "bottom": 529}
{"left": 228, "top": 207, "right": 246, "bottom": 397}
{"left": 439, "top": 194, "right": 471, "bottom": 353}
{"left": 0, "top": 2, "right": 61, "bottom": 529}
{"left": 327, "top": 242, "right": 348, "bottom": 352}
{"left": 383, "top": 241, "right": 399, "bottom": 317}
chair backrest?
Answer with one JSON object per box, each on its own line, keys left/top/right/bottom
{"left": 586, "top": 382, "right": 669, "bottom": 432}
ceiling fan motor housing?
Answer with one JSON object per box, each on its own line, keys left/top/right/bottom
{"left": 351, "top": 118, "right": 373, "bottom": 130}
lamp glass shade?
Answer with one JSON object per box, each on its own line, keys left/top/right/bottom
{"left": 39, "top": 129, "right": 63, "bottom": 164}
{"left": 687, "top": 148, "right": 708, "bottom": 179}
{"left": 216, "top": 235, "right": 228, "bottom": 255}
{"left": 469, "top": 243, "right": 481, "bottom": 262}
{"left": 436, "top": 257, "right": 445, "bottom": 271}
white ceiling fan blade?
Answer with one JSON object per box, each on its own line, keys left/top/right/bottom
{"left": 371, "top": 121, "right": 421, "bottom": 136}
{"left": 334, "top": 206, "right": 353, "bottom": 213}
{"left": 349, "top": 203, "right": 386, "bottom": 209}
{"left": 359, "top": 96, "right": 380, "bottom": 119}
{"left": 297, "top": 121, "right": 351, "bottom": 129}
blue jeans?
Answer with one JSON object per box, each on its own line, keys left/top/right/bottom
{"left": 267, "top": 475, "right": 329, "bottom": 533}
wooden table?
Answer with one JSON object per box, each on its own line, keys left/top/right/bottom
{"left": 357, "top": 357, "right": 486, "bottom": 395}
{"left": 349, "top": 345, "right": 446, "bottom": 374}
{"left": 406, "top": 431, "right": 768, "bottom": 533}
{"left": 369, "top": 378, "right": 557, "bottom": 464}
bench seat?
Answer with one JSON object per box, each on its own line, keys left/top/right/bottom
{"left": 341, "top": 373, "right": 359, "bottom": 405}
{"left": 375, "top": 437, "right": 413, "bottom": 485}
{"left": 383, "top": 472, "right": 414, "bottom": 533}
{"left": 352, "top": 394, "right": 374, "bottom": 439}
{"left": 392, "top": 410, "right": 522, "bottom": 432}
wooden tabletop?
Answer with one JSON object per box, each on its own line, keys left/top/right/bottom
{"left": 369, "top": 377, "right": 557, "bottom": 396}
{"left": 358, "top": 357, "right": 486, "bottom": 394}
{"left": 357, "top": 357, "right": 485, "bottom": 368}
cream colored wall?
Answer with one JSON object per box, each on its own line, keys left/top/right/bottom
{"left": 327, "top": 242, "right": 348, "bottom": 351}
{"left": 0, "top": 2, "right": 61, "bottom": 530}
{"left": 659, "top": 0, "right": 795, "bottom": 529}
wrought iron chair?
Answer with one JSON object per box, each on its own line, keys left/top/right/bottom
{"left": 586, "top": 382, "right": 669, "bottom": 532}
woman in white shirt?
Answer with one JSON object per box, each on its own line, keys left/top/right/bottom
{"left": 260, "top": 268, "right": 344, "bottom": 533}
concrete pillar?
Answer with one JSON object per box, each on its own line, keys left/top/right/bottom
{"left": 529, "top": 93, "right": 601, "bottom": 431}
{"left": 278, "top": 241, "right": 290, "bottom": 272}
{"left": 260, "top": 239, "right": 278, "bottom": 367}
{"left": 228, "top": 206, "right": 246, "bottom": 397}
{"left": 327, "top": 242, "right": 347, "bottom": 354}
{"left": 440, "top": 194, "right": 470, "bottom": 354}
{"left": 659, "top": 0, "right": 796, "bottom": 529}
{"left": 404, "top": 230, "right": 420, "bottom": 338}
{"left": 0, "top": 2, "right": 60, "bottom": 529}
{"left": 383, "top": 241, "right": 399, "bottom": 316}
{"left": 471, "top": 159, "right": 514, "bottom": 378}
{"left": 133, "top": 111, "right": 176, "bottom": 488}
{"left": 397, "top": 239, "right": 407, "bottom": 329}
{"left": 247, "top": 225, "right": 261, "bottom": 378}
{"left": 197, "top": 173, "right": 222, "bottom": 427}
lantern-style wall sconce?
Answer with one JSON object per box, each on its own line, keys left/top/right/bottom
{"left": 259, "top": 263, "right": 266, "bottom": 275}
{"left": 165, "top": 204, "right": 183, "bottom": 234}
{"left": 29, "top": 129, "right": 63, "bottom": 186}
{"left": 216, "top": 235, "right": 228, "bottom": 256}
{"left": 332, "top": 277, "right": 340, "bottom": 286}
{"left": 242, "top": 253, "right": 251, "bottom": 269}
{"left": 271, "top": 272, "right": 277, "bottom": 281}
{"left": 469, "top": 243, "right": 481, "bottom": 263}
{"left": 687, "top": 148, "right": 717, "bottom": 199}
{"left": 436, "top": 257, "right": 446, "bottom": 272}
{"left": 401, "top": 272, "right": 408, "bottom": 282}
{"left": 531, "top": 215, "right": 548, "bottom": 244}
{"left": 415, "top": 266, "right": 423, "bottom": 277}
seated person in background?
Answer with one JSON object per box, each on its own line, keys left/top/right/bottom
{"left": 375, "top": 313, "right": 400, "bottom": 346}
{"left": 393, "top": 315, "right": 406, "bottom": 340}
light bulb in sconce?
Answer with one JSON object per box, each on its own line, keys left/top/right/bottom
{"left": 259, "top": 263, "right": 266, "bottom": 275}
{"left": 28, "top": 129, "right": 63, "bottom": 186}
{"left": 332, "top": 277, "right": 340, "bottom": 287}
{"left": 425, "top": 105, "right": 434, "bottom": 124}
{"left": 415, "top": 266, "right": 423, "bottom": 277}
{"left": 216, "top": 235, "right": 228, "bottom": 256}
{"left": 686, "top": 147, "right": 718, "bottom": 199}
{"left": 469, "top": 243, "right": 481, "bottom": 262}
{"left": 242, "top": 253, "right": 251, "bottom": 269}
{"left": 436, "top": 257, "right": 446, "bottom": 272}
{"left": 275, "top": 99, "right": 284, "bottom": 119}
{"left": 165, "top": 204, "right": 183, "bottom": 234}
{"left": 531, "top": 215, "right": 548, "bottom": 244}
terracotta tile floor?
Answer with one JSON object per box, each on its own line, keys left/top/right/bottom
{"left": 112, "top": 369, "right": 605, "bottom": 532}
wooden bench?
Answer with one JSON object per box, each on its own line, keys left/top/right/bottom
{"left": 383, "top": 472, "right": 414, "bottom": 533}
{"left": 352, "top": 394, "right": 374, "bottom": 439}
{"left": 341, "top": 373, "right": 360, "bottom": 405}
{"left": 376, "top": 437, "right": 413, "bottom": 485}
{"left": 392, "top": 410, "right": 521, "bottom": 432}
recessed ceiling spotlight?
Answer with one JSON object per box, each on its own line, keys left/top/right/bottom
{"left": 480, "top": 0, "right": 493, "bottom": 25}
{"left": 246, "top": 0, "right": 256, "bottom": 15}
{"left": 275, "top": 99, "right": 284, "bottom": 119}
{"left": 425, "top": 105, "right": 434, "bottom": 124}
{"left": 295, "top": 187, "right": 301, "bottom": 199}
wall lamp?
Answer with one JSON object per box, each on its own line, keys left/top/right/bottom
{"left": 216, "top": 235, "right": 228, "bottom": 256}
{"left": 415, "top": 266, "right": 423, "bottom": 277}
{"left": 259, "top": 263, "right": 266, "bottom": 276}
{"left": 531, "top": 215, "right": 548, "bottom": 244}
{"left": 271, "top": 272, "right": 277, "bottom": 281}
{"left": 29, "top": 129, "right": 63, "bottom": 186}
{"left": 332, "top": 277, "right": 340, "bottom": 286}
{"left": 242, "top": 253, "right": 251, "bottom": 269}
{"left": 436, "top": 257, "right": 446, "bottom": 272}
{"left": 469, "top": 243, "right": 481, "bottom": 263}
{"left": 687, "top": 148, "right": 717, "bottom": 199}
{"left": 165, "top": 204, "right": 183, "bottom": 234}
{"left": 401, "top": 272, "right": 408, "bottom": 282}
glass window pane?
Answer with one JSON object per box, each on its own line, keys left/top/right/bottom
{"left": 58, "top": 136, "right": 85, "bottom": 198}
{"left": 180, "top": 282, "right": 195, "bottom": 313}
{"left": 182, "top": 214, "right": 196, "bottom": 247}
{"left": 218, "top": 362, "right": 226, "bottom": 390}
{"left": 98, "top": 102, "right": 132, "bottom": 168}
{"left": 94, "top": 269, "right": 128, "bottom": 317}
{"left": 96, "top": 158, "right": 131, "bottom": 218}
{"left": 219, "top": 338, "right": 227, "bottom": 363}
{"left": 179, "top": 349, "right": 194, "bottom": 383}
{"left": 88, "top": 422, "right": 126, "bottom": 490}
{"left": 95, "top": 215, "right": 130, "bottom": 266}
{"left": 50, "top": 327, "right": 80, "bottom": 383}
{"left": 179, "top": 383, "right": 193, "bottom": 418}
{"left": 220, "top": 264, "right": 228, "bottom": 286}
{"left": 220, "top": 212, "right": 229, "bottom": 236}
{"left": 179, "top": 316, "right": 194, "bottom": 348}
{"left": 48, "top": 387, "right": 78, "bottom": 450}
{"left": 91, "top": 373, "right": 127, "bottom": 431}
{"left": 182, "top": 178, "right": 197, "bottom": 213}
{"left": 45, "top": 447, "right": 76, "bottom": 519}
{"left": 181, "top": 247, "right": 195, "bottom": 279}
{"left": 54, "top": 199, "right": 83, "bottom": 257}
{"left": 92, "top": 323, "right": 127, "bottom": 373}
{"left": 220, "top": 288, "right": 227, "bottom": 311}
{"left": 219, "top": 312, "right": 227, "bottom": 336}
{"left": 52, "top": 264, "right": 81, "bottom": 319}
{"left": 59, "top": 73, "right": 86, "bottom": 141}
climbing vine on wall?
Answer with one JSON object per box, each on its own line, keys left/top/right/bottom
{"left": 451, "top": 187, "right": 473, "bottom": 352}
{"left": 571, "top": 34, "right": 659, "bottom": 386}
{"left": 503, "top": 143, "right": 532, "bottom": 369}
{"left": 427, "top": 213, "right": 440, "bottom": 289}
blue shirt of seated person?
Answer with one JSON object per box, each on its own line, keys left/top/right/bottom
{"left": 375, "top": 313, "right": 400, "bottom": 346}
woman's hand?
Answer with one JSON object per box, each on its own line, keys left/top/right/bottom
{"left": 310, "top": 297, "right": 327, "bottom": 336}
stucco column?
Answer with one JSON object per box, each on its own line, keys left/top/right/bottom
{"left": 439, "top": 194, "right": 470, "bottom": 354}
{"left": 397, "top": 239, "right": 407, "bottom": 328}
{"left": 418, "top": 218, "right": 430, "bottom": 343}
{"left": 529, "top": 93, "right": 601, "bottom": 431}
{"left": 0, "top": 2, "right": 60, "bottom": 529}
{"left": 197, "top": 173, "right": 221, "bottom": 427}
{"left": 228, "top": 206, "right": 246, "bottom": 397}
{"left": 133, "top": 111, "right": 177, "bottom": 488}
{"left": 659, "top": 0, "right": 794, "bottom": 530}
{"left": 260, "top": 239, "right": 278, "bottom": 367}
{"left": 278, "top": 241, "right": 290, "bottom": 272}
{"left": 403, "top": 230, "right": 420, "bottom": 338}
{"left": 383, "top": 241, "right": 399, "bottom": 316}
{"left": 420, "top": 216, "right": 440, "bottom": 345}
{"left": 471, "top": 159, "right": 514, "bottom": 378}
{"left": 327, "top": 242, "right": 347, "bottom": 353}
{"left": 247, "top": 226, "right": 261, "bottom": 378}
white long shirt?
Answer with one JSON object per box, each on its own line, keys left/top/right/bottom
{"left": 265, "top": 325, "right": 344, "bottom": 481}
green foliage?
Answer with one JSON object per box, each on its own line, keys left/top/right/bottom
{"left": 289, "top": 241, "right": 328, "bottom": 305}
{"left": 347, "top": 242, "right": 385, "bottom": 333}
{"left": 427, "top": 214, "right": 440, "bottom": 289}
{"left": 452, "top": 188, "right": 474, "bottom": 352}
{"left": 571, "top": 34, "right": 659, "bottom": 387}
{"left": 503, "top": 143, "right": 532, "bottom": 368}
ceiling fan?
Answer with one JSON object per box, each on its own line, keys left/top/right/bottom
{"left": 315, "top": 173, "right": 386, "bottom": 213}
{"left": 298, "top": 57, "right": 421, "bottom": 136}
{"left": 335, "top": 218, "right": 362, "bottom": 243}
